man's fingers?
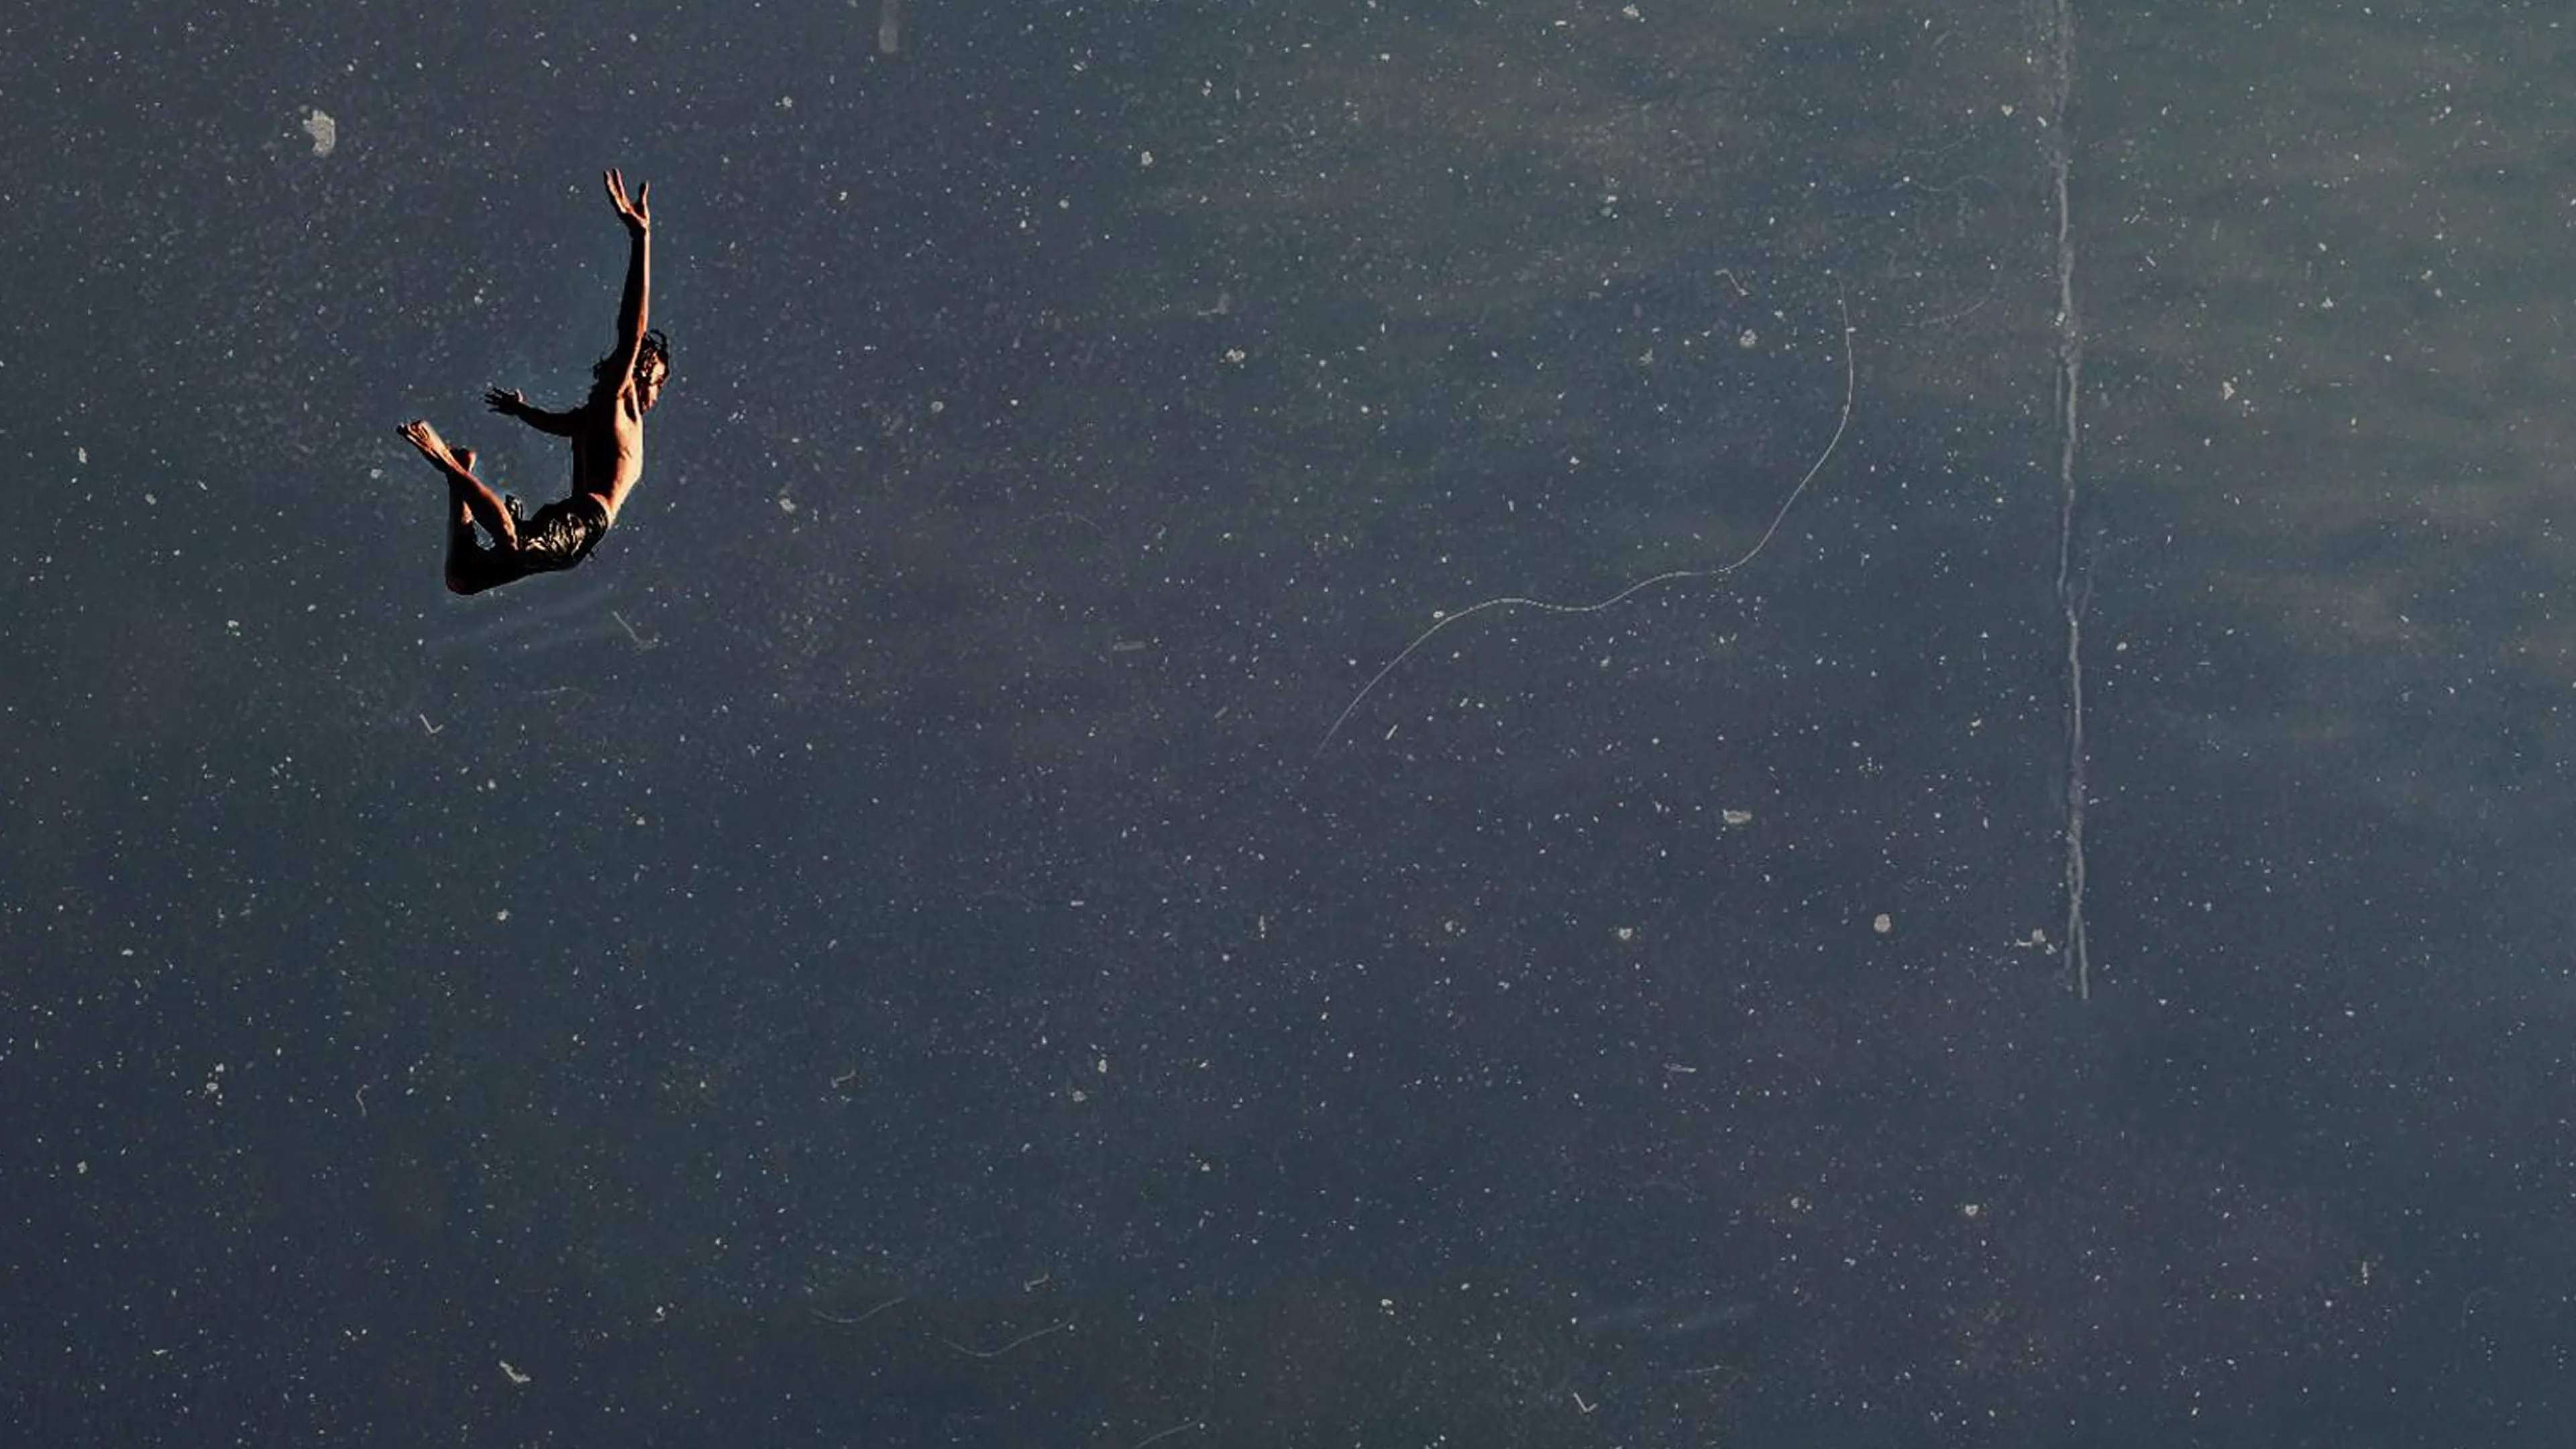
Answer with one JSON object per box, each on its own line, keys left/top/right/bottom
{"left": 600, "top": 168, "right": 647, "bottom": 211}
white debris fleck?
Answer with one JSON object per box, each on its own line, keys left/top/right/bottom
{"left": 301, "top": 107, "right": 337, "bottom": 157}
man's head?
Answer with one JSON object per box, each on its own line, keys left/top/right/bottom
{"left": 598, "top": 329, "right": 672, "bottom": 409}
{"left": 636, "top": 329, "right": 670, "bottom": 410}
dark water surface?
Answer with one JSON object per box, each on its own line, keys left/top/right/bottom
{"left": 5, "top": 2, "right": 2569, "bottom": 1444}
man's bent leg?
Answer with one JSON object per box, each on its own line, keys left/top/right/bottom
{"left": 441, "top": 450, "right": 484, "bottom": 594}
{"left": 451, "top": 447, "right": 479, "bottom": 533}
{"left": 400, "top": 420, "right": 517, "bottom": 549}
{"left": 445, "top": 526, "right": 521, "bottom": 594}
{"left": 430, "top": 442, "right": 526, "bottom": 594}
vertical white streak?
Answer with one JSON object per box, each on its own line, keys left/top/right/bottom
{"left": 2046, "top": 0, "right": 2093, "bottom": 1001}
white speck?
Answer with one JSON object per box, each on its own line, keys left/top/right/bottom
{"left": 301, "top": 107, "right": 337, "bottom": 157}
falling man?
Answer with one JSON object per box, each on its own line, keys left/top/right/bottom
{"left": 397, "top": 168, "right": 669, "bottom": 594}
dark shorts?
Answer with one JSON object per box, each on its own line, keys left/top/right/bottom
{"left": 513, "top": 494, "right": 612, "bottom": 567}
{"left": 447, "top": 494, "right": 612, "bottom": 594}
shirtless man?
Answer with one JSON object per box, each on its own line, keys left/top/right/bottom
{"left": 397, "top": 168, "right": 667, "bottom": 595}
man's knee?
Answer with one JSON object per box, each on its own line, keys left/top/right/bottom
{"left": 445, "top": 557, "right": 509, "bottom": 595}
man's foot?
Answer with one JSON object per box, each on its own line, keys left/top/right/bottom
{"left": 397, "top": 419, "right": 464, "bottom": 473}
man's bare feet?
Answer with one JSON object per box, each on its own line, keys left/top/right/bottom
{"left": 397, "top": 419, "right": 461, "bottom": 471}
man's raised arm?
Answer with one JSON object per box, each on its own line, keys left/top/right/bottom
{"left": 601, "top": 168, "right": 652, "bottom": 388}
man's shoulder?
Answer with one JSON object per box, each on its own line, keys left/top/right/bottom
{"left": 585, "top": 377, "right": 645, "bottom": 419}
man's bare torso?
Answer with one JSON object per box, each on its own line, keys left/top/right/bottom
{"left": 572, "top": 383, "right": 648, "bottom": 523}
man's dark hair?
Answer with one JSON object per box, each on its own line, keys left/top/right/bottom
{"left": 595, "top": 329, "right": 672, "bottom": 390}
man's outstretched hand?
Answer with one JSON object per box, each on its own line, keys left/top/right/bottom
{"left": 604, "top": 168, "right": 651, "bottom": 235}
{"left": 484, "top": 386, "right": 528, "bottom": 417}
